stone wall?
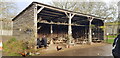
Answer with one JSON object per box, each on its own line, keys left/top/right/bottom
{"left": 13, "top": 4, "right": 36, "bottom": 41}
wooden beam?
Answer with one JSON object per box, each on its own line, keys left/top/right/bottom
{"left": 68, "top": 13, "right": 75, "bottom": 33}
{"left": 37, "top": 4, "right": 103, "bottom": 20}
{"left": 39, "top": 13, "right": 60, "bottom": 17}
{"left": 68, "top": 13, "right": 72, "bottom": 35}
{"left": 42, "top": 10, "right": 64, "bottom": 16}
{"left": 103, "top": 20, "right": 105, "bottom": 42}
{"left": 50, "top": 24, "right": 53, "bottom": 44}
{"left": 50, "top": 24, "right": 53, "bottom": 34}
{"left": 37, "top": 26, "right": 41, "bottom": 29}
{"left": 65, "top": 12, "right": 75, "bottom": 44}
{"left": 0, "top": 20, "right": 2, "bottom": 35}
{"left": 65, "top": 12, "right": 69, "bottom": 18}
{"left": 11, "top": 21, "right": 13, "bottom": 35}
{"left": 37, "top": 6, "right": 44, "bottom": 13}
{"left": 40, "top": 12, "right": 64, "bottom": 18}
{"left": 40, "top": 15, "right": 54, "bottom": 19}
{"left": 38, "top": 21, "right": 85, "bottom": 26}
{"left": 34, "top": 4, "right": 38, "bottom": 44}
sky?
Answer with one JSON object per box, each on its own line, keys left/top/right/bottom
{"left": 11, "top": 0, "right": 120, "bottom": 13}
{"left": 15, "top": 0, "right": 52, "bottom": 14}
{"left": 3, "top": 0, "right": 120, "bottom": 18}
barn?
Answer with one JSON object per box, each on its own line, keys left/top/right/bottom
{"left": 12, "top": 2, "right": 104, "bottom": 44}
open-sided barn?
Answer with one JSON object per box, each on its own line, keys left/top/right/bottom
{"left": 12, "top": 2, "right": 104, "bottom": 44}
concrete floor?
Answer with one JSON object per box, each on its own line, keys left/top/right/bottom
{"left": 40, "top": 43, "right": 113, "bottom": 56}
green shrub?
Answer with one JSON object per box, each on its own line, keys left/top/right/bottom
{"left": 8, "top": 53, "right": 21, "bottom": 56}
{"left": 3, "top": 38, "right": 38, "bottom": 56}
{"left": 7, "top": 38, "right": 17, "bottom": 43}
{"left": 3, "top": 38, "right": 27, "bottom": 56}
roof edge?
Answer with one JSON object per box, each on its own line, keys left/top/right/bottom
{"left": 12, "top": 1, "right": 105, "bottom": 21}
{"left": 12, "top": 2, "right": 34, "bottom": 21}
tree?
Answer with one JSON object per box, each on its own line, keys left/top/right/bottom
{"left": 51, "top": 0, "right": 119, "bottom": 40}
{"left": 0, "top": 0, "right": 17, "bottom": 20}
{"left": 52, "top": 0, "right": 77, "bottom": 11}
{"left": 0, "top": 0, "right": 17, "bottom": 31}
{"left": 51, "top": 1, "right": 117, "bottom": 22}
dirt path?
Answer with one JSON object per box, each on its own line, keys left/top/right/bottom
{"left": 39, "top": 43, "right": 113, "bottom": 56}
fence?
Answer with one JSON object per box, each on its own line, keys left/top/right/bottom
{"left": 0, "top": 30, "right": 13, "bottom": 36}
{"left": 0, "top": 20, "right": 13, "bottom": 36}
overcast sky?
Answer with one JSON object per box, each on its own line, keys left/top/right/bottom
{"left": 4, "top": 0, "right": 120, "bottom": 15}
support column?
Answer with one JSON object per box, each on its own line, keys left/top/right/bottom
{"left": 50, "top": 25, "right": 53, "bottom": 34}
{"left": 68, "top": 14, "right": 72, "bottom": 44}
{"left": 34, "top": 5, "right": 44, "bottom": 44}
{"left": 68, "top": 14, "right": 72, "bottom": 35}
{"left": 103, "top": 20, "right": 105, "bottom": 41}
{"left": 88, "top": 17, "right": 94, "bottom": 44}
{"left": 50, "top": 24, "right": 53, "bottom": 44}
{"left": 0, "top": 20, "right": 2, "bottom": 37}
{"left": 65, "top": 12, "right": 75, "bottom": 44}
{"left": 34, "top": 5, "right": 38, "bottom": 44}
{"left": 11, "top": 21, "right": 13, "bottom": 36}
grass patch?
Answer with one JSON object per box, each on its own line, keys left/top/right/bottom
{"left": 3, "top": 38, "right": 40, "bottom": 56}
{"left": 8, "top": 53, "right": 21, "bottom": 56}
{"left": 105, "top": 35, "right": 117, "bottom": 38}
{"left": 3, "top": 38, "right": 27, "bottom": 56}
{"left": 105, "top": 39, "right": 114, "bottom": 44}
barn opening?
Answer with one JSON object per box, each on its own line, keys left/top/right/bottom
{"left": 36, "top": 4, "right": 104, "bottom": 44}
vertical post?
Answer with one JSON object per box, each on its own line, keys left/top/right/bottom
{"left": 50, "top": 24, "right": 53, "bottom": 44}
{"left": 68, "top": 13, "right": 72, "bottom": 44}
{"left": 88, "top": 17, "right": 93, "bottom": 44}
{"left": 34, "top": 4, "right": 38, "bottom": 45}
{"left": 11, "top": 21, "right": 13, "bottom": 35}
{"left": 89, "top": 20, "right": 92, "bottom": 44}
{"left": 50, "top": 24, "right": 53, "bottom": 34}
{"left": 1, "top": 20, "right": 3, "bottom": 36}
{"left": 103, "top": 20, "right": 105, "bottom": 42}
{"left": 65, "top": 12, "right": 75, "bottom": 44}
{"left": 0, "top": 20, "right": 2, "bottom": 39}
{"left": 68, "top": 14, "right": 72, "bottom": 35}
